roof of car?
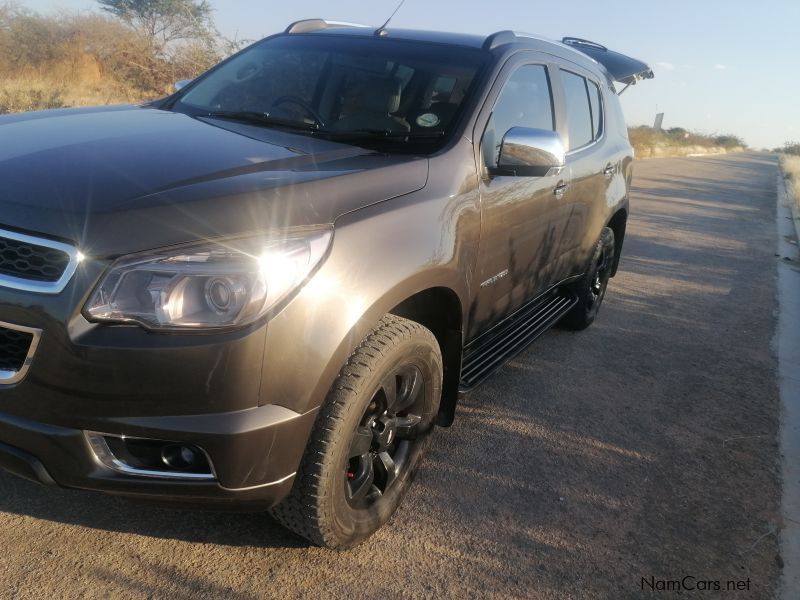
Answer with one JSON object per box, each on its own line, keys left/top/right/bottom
{"left": 285, "top": 20, "right": 550, "bottom": 50}
{"left": 282, "top": 20, "right": 654, "bottom": 87}
{"left": 281, "top": 21, "right": 609, "bottom": 81}
{"left": 320, "top": 26, "right": 490, "bottom": 48}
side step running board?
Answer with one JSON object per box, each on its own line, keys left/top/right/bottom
{"left": 459, "top": 288, "right": 577, "bottom": 391}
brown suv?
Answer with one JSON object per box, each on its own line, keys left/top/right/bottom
{"left": 0, "top": 21, "right": 652, "bottom": 548}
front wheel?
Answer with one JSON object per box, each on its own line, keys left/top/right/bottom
{"left": 560, "top": 227, "right": 615, "bottom": 331}
{"left": 269, "top": 315, "right": 442, "bottom": 549}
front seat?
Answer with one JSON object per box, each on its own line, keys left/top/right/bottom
{"left": 333, "top": 77, "right": 410, "bottom": 133}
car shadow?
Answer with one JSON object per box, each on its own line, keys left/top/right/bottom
{"left": 0, "top": 471, "right": 310, "bottom": 549}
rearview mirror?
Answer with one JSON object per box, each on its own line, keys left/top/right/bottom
{"left": 492, "top": 127, "right": 565, "bottom": 177}
{"left": 174, "top": 79, "right": 193, "bottom": 92}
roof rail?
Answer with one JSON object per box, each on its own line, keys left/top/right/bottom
{"left": 285, "top": 19, "right": 371, "bottom": 34}
{"left": 561, "top": 37, "right": 608, "bottom": 52}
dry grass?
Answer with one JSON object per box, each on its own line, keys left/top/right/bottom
{"left": 781, "top": 154, "right": 800, "bottom": 209}
{"left": 782, "top": 155, "right": 800, "bottom": 186}
{"left": 0, "top": 6, "right": 222, "bottom": 114}
{"left": 0, "top": 75, "right": 144, "bottom": 114}
{"left": 628, "top": 126, "right": 745, "bottom": 159}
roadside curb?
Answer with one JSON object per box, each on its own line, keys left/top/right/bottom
{"left": 776, "top": 173, "right": 800, "bottom": 600}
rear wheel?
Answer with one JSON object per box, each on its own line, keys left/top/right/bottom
{"left": 269, "top": 315, "right": 442, "bottom": 549}
{"left": 560, "top": 227, "right": 615, "bottom": 331}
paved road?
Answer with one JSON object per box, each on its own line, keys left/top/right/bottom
{"left": 0, "top": 153, "right": 784, "bottom": 599}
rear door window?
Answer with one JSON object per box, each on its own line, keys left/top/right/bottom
{"left": 561, "top": 70, "right": 593, "bottom": 150}
{"left": 588, "top": 80, "right": 603, "bottom": 140}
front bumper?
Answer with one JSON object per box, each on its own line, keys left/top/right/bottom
{"left": 0, "top": 256, "right": 324, "bottom": 507}
{"left": 0, "top": 403, "right": 317, "bottom": 507}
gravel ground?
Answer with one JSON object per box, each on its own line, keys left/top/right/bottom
{"left": 0, "top": 153, "right": 784, "bottom": 599}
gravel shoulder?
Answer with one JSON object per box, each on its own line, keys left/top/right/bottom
{"left": 0, "top": 153, "right": 784, "bottom": 599}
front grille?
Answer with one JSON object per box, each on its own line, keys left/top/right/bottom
{"left": 0, "top": 235, "right": 71, "bottom": 282}
{"left": 0, "top": 325, "right": 34, "bottom": 372}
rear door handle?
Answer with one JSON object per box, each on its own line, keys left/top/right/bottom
{"left": 554, "top": 181, "right": 569, "bottom": 199}
{"left": 602, "top": 164, "right": 615, "bottom": 177}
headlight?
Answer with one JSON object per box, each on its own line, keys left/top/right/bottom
{"left": 84, "top": 229, "right": 332, "bottom": 330}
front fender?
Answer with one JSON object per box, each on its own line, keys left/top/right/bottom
{"left": 258, "top": 153, "right": 481, "bottom": 416}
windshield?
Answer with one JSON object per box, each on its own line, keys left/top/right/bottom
{"left": 173, "top": 34, "right": 489, "bottom": 153}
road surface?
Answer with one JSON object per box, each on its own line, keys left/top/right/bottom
{"left": 0, "top": 153, "right": 785, "bottom": 599}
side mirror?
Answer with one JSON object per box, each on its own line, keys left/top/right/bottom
{"left": 174, "top": 79, "right": 193, "bottom": 92}
{"left": 492, "top": 127, "right": 566, "bottom": 177}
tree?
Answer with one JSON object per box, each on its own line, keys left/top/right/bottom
{"left": 783, "top": 142, "right": 800, "bottom": 157}
{"left": 97, "top": 0, "right": 214, "bottom": 53}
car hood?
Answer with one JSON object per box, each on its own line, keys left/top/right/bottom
{"left": 0, "top": 106, "right": 429, "bottom": 256}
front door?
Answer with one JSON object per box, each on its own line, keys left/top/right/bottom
{"left": 468, "top": 59, "right": 571, "bottom": 339}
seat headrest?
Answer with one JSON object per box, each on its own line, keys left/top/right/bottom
{"left": 361, "top": 77, "right": 402, "bottom": 114}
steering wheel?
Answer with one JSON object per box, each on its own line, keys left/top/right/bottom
{"left": 271, "top": 95, "right": 326, "bottom": 128}
{"left": 232, "top": 61, "right": 262, "bottom": 84}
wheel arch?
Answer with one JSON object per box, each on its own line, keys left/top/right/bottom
{"left": 606, "top": 206, "right": 628, "bottom": 276}
{"left": 389, "top": 286, "right": 463, "bottom": 427}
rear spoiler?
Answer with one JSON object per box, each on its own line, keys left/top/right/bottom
{"left": 562, "top": 37, "right": 654, "bottom": 92}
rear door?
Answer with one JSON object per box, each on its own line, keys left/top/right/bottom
{"left": 550, "top": 66, "right": 614, "bottom": 278}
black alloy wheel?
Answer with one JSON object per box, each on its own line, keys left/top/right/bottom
{"left": 345, "top": 365, "right": 426, "bottom": 508}
{"left": 269, "top": 315, "right": 442, "bottom": 549}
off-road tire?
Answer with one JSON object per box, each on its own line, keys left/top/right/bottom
{"left": 560, "top": 227, "right": 615, "bottom": 331}
{"left": 269, "top": 315, "right": 443, "bottom": 549}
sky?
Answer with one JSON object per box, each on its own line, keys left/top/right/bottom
{"left": 20, "top": 0, "right": 800, "bottom": 149}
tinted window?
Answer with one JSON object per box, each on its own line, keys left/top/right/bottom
{"left": 561, "top": 71, "right": 593, "bottom": 150}
{"left": 588, "top": 80, "right": 603, "bottom": 139}
{"left": 175, "top": 36, "right": 488, "bottom": 154}
{"left": 482, "top": 64, "right": 554, "bottom": 167}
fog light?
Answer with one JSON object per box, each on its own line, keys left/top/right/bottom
{"left": 84, "top": 431, "right": 215, "bottom": 481}
{"left": 161, "top": 444, "right": 202, "bottom": 470}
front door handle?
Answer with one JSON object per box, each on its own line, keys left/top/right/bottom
{"left": 602, "top": 164, "right": 615, "bottom": 178}
{"left": 554, "top": 181, "right": 569, "bottom": 199}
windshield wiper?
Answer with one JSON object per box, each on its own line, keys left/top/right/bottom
{"left": 201, "top": 115, "right": 445, "bottom": 143}
{"left": 202, "top": 111, "right": 319, "bottom": 132}
{"left": 315, "top": 129, "right": 446, "bottom": 141}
